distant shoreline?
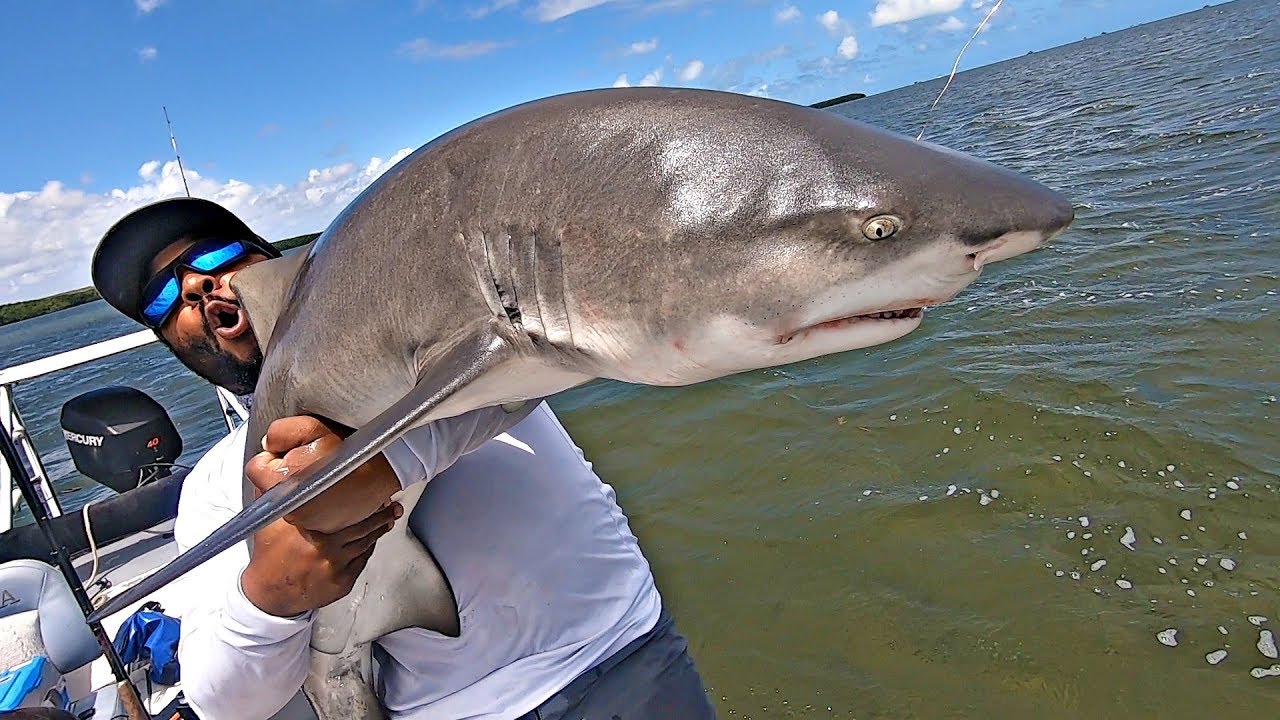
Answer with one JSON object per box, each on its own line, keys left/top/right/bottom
{"left": 809, "top": 92, "right": 867, "bottom": 109}
{"left": 0, "top": 232, "right": 320, "bottom": 328}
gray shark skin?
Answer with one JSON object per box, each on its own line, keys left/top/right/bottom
{"left": 89, "top": 87, "right": 1074, "bottom": 718}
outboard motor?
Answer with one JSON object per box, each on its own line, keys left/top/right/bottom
{"left": 0, "top": 386, "right": 189, "bottom": 565}
{"left": 59, "top": 386, "right": 183, "bottom": 494}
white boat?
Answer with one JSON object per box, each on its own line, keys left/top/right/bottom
{"left": 0, "top": 329, "right": 316, "bottom": 719}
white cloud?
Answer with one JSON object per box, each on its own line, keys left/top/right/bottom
{"left": 638, "top": 67, "right": 663, "bottom": 86}
{"left": 837, "top": 35, "right": 859, "bottom": 60}
{"left": 870, "top": 0, "right": 963, "bottom": 26}
{"left": 677, "top": 59, "right": 704, "bottom": 81}
{"left": 0, "top": 149, "right": 415, "bottom": 303}
{"left": 398, "top": 38, "right": 507, "bottom": 60}
{"left": 625, "top": 38, "right": 658, "bottom": 55}
{"left": 135, "top": 0, "right": 166, "bottom": 13}
{"left": 818, "top": 9, "right": 849, "bottom": 35}
{"left": 466, "top": 0, "right": 520, "bottom": 18}
{"left": 612, "top": 73, "right": 631, "bottom": 87}
{"left": 937, "top": 15, "right": 965, "bottom": 31}
{"left": 534, "top": 0, "right": 614, "bottom": 21}
{"left": 137, "top": 46, "right": 158, "bottom": 62}
{"left": 775, "top": 4, "right": 800, "bottom": 22}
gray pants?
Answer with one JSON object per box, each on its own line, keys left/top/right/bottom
{"left": 517, "top": 609, "right": 717, "bottom": 720}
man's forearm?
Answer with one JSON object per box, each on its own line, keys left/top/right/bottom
{"left": 177, "top": 572, "right": 314, "bottom": 720}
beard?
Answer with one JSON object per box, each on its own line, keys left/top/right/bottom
{"left": 173, "top": 323, "right": 263, "bottom": 396}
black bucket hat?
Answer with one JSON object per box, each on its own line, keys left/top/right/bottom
{"left": 91, "top": 197, "right": 280, "bottom": 324}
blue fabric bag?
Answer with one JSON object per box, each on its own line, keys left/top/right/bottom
{"left": 112, "top": 602, "right": 181, "bottom": 686}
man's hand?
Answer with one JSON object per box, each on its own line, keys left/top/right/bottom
{"left": 246, "top": 416, "right": 402, "bottom": 534}
{"left": 240, "top": 504, "right": 400, "bottom": 617}
{"left": 239, "top": 415, "right": 405, "bottom": 618}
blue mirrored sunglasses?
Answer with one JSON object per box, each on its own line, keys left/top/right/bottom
{"left": 138, "top": 238, "right": 251, "bottom": 328}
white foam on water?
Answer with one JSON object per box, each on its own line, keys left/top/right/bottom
{"left": 1121, "top": 527, "right": 1137, "bottom": 550}
{"left": 1238, "top": 532, "right": 1248, "bottom": 540}
{"left": 1220, "top": 558, "right": 1236, "bottom": 571}
{"left": 946, "top": 484, "right": 957, "bottom": 496}
{"left": 1187, "top": 589, "right": 1197, "bottom": 597}
{"left": 990, "top": 489, "right": 999, "bottom": 498}
{"left": 1070, "top": 571, "right": 1081, "bottom": 580}
{"left": 1250, "top": 664, "right": 1280, "bottom": 679}
{"left": 1247, "top": 616, "right": 1267, "bottom": 626}
{"left": 1197, "top": 558, "right": 1208, "bottom": 566}
{"left": 1091, "top": 559, "right": 1107, "bottom": 571}
{"left": 1174, "top": 480, "right": 1185, "bottom": 488}
{"left": 953, "top": 427, "right": 961, "bottom": 434}
{"left": 1083, "top": 532, "right": 1093, "bottom": 540}
{"left": 889, "top": 414, "right": 897, "bottom": 421}
{"left": 1259, "top": 631, "right": 1278, "bottom": 659}
{"left": 1158, "top": 629, "right": 1179, "bottom": 647}
{"left": 1068, "top": 531, "right": 1076, "bottom": 539}
{"left": 1228, "top": 480, "right": 1241, "bottom": 490}
{"left": 1052, "top": 455, "right": 1062, "bottom": 462}
{"left": 1180, "top": 509, "right": 1192, "bottom": 521}
{"left": 1158, "top": 567, "right": 1167, "bottom": 574}
{"left": 1206, "top": 650, "right": 1228, "bottom": 665}
{"left": 1116, "top": 579, "right": 1132, "bottom": 589}
{"left": 1055, "top": 570, "right": 1065, "bottom": 577}
{"left": 1168, "top": 465, "right": 1177, "bottom": 472}
{"left": 980, "top": 493, "right": 992, "bottom": 506}
{"left": 1219, "top": 626, "right": 1229, "bottom": 635}
{"left": 1081, "top": 516, "right": 1091, "bottom": 528}
{"left": 1169, "top": 558, "right": 1178, "bottom": 565}
{"left": 1154, "top": 537, "right": 1164, "bottom": 544}
{"left": 1118, "top": 461, "right": 1126, "bottom": 468}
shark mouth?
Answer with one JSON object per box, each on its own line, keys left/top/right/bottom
{"left": 777, "top": 306, "right": 925, "bottom": 345}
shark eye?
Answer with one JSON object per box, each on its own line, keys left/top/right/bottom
{"left": 862, "top": 215, "right": 902, "bottom": 241}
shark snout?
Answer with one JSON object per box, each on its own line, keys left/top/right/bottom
{"left": 965, "top": 183, "right": 1075, "bottom": 271}
{"left": 1041, "top": 190, "right": 1076, "bottom": 240}
{"left": 968, "top": 231, "right": 1044, "bottom": 272}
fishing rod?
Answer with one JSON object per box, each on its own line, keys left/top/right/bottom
{"left": 163, "top": 105, "right": 192, "bottom": 198}
{"left": 0, "top": 426, "right": 150, "bottom": 720}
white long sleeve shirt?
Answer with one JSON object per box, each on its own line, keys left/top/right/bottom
{"left": 170, "top": 402, "right": 662, "bottom": 720}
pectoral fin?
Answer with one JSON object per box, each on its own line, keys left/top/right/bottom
{"left": 87, "top": 319, "right": 517, "bottom": 624}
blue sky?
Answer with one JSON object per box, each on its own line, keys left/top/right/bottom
{"left": 0, "top": 0, "right": 1226, "bottom": 303}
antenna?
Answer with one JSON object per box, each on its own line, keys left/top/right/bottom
{"left": 163, "top": 105, "right": 192, "bottom": 197}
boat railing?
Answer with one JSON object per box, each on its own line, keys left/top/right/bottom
{"left": 1, "top": 328, "right": 246, "bottom": 533}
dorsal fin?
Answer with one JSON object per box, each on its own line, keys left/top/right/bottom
{"left": 229, "top": 246, "right": 311, "bottom": 348}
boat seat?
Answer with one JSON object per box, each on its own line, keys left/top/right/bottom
{"left": 0, "top": 559, "right": 101, "bottom": 675}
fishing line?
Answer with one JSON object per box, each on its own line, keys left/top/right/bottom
{"left": 917, "top": 0, "right": 1007, "bottom": 141}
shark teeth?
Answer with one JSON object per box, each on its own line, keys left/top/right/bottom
{"left": 863, "top": 307, "right": 923, "bottom": 320}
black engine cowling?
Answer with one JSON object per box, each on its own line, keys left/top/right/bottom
{"left": 59, "top": 386, "right": 183, "bottom": 494}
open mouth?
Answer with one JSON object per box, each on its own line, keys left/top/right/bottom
{"left": 204, "top": 299, "right": 251, "bottom": 340}
{"left": 807, "top": 305, "right": 924, "bottom": 330}
{"left": 778, "top": 305, "right": 926, "bottom": 344}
